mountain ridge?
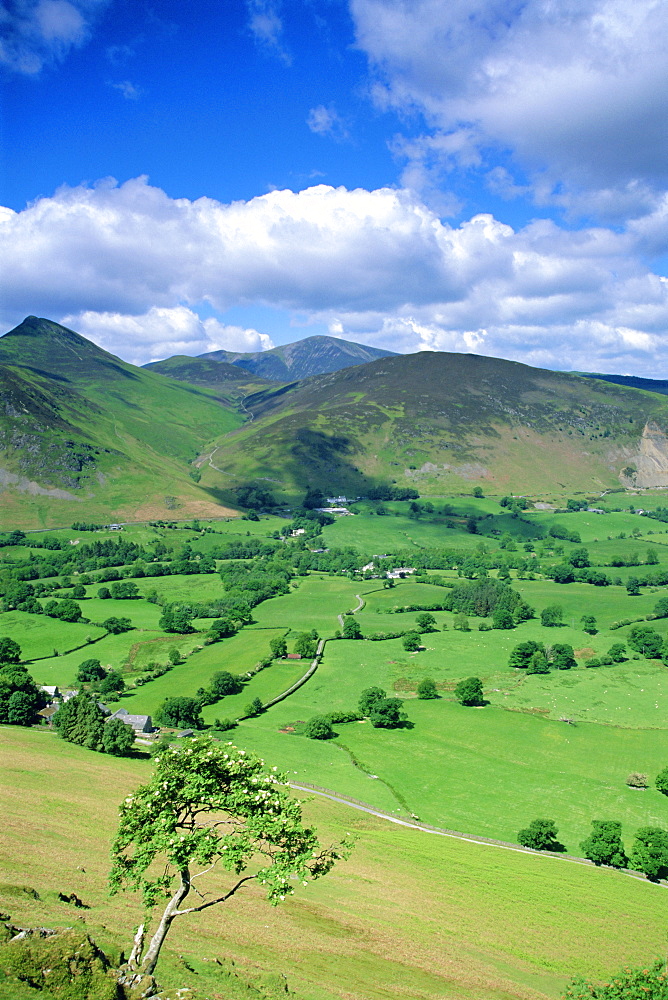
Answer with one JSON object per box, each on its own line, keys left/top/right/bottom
{"left": 197, "top": 334, "right": 398, "bottom": 381}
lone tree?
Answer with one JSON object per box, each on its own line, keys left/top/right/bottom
{"left": 341, "top": 618, "right": 363, "bottom": 639}
{"left": 517, "top": 819, "right": 564, "bottom": 852}
{"left": 580, "top": 820, "right": 627, "bottom": 868}
{"left": 110, "top": 738, "right": 350, "bottom": 983}
{"left": 454, "top": 677, "right": 484, "bottom": 706}
{"left": 417, "top": 677, "right": 438, "bottom": 700}
{"left": 628, "top": 826, "right": 668, "bottom": 881}
{"left": 303, "top": 715, "right": 335, "bottom": 740}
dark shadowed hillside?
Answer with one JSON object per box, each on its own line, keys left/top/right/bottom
{"left": 199, "top": 350, "right": 668, "bottom": 498}
{"left": 579, "top": 372, "right": 668, "bottom": 396}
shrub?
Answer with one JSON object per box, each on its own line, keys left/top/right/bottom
{"left": 626, "top": 772, "right": 648, "bottom": 788}
{"left": 417, "top": 677, "right": 438, "bottom": 699}
{"left": 563, "top": 959, "right": 668, "bottom": 999}
{"left": 303, "top": 716, "right": 335, "bottom": 740}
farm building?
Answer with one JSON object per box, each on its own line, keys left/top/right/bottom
{"left": 107, "top": 708, "right": 153, "bottom": 733}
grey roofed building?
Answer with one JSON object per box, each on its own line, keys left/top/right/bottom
{"left": 107, "top": 708, "right": 153, "bottom": 733}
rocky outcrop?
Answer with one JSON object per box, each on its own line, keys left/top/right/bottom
{"left": 624, "top": 422, "right": 668, "bottom": 487}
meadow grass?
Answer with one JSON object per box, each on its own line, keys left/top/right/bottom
{"left": 120, "top": 627, "right": 289, "bottom": 715}
{"left": 3, "top": 724, "right": 668, "bottom": 1000}
{"left": 0, "top": 610, "right": 105, "bottom": 659}
{"left": 251, "top": 575, "right": 379, "bottom": 634}
{"left": 237, "top": 689, "right": 668, "bottom": 852}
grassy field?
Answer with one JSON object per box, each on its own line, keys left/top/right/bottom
{"left": 2, "top": 724, "right": 668, "bottom": 1000}
{"left": 120, "top": 627, "right": 291, "bottom": 716}
{"left": 252, "top": 576, "right": 379, "bottom": 634}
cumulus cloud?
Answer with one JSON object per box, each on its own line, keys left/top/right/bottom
{"left": 350, "top": 0, "right": 668, "bottom": 217}
{"left": 0, "top": 0, "right": 108, "bottom": 74}
{"left": 307, "top": 104, "right": 350, "bottom": 142}
{"left": 2, "top": 176, "right": 668, "bottom": 375}
{"left": 60, "top": 306, "right": 273, "bottom": 366}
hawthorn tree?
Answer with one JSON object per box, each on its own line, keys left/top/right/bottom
{"left": 109, "top": 738, "right": 351, "bottom": 982}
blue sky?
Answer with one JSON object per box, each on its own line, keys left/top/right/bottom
{"left": 2, "top": 0, "right": 668, "bottom": 375}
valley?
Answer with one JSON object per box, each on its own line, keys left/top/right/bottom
{"left": 3, "top": 319, "right": 668, "bottom": 999}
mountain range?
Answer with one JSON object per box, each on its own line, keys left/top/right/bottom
{"left": 195, "top": 335, "right": 397, "bottom": 381}
{"left": 3, "top": 316, "right": 668, "bottom": 527}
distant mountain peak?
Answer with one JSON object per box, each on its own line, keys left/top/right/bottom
{"left": 197, "top": 333, "right": 398, "bottom": 381}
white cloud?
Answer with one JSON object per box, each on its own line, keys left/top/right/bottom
{"left": 61, "top": 306, "right": 274, "bottom": 367}
{"left": 2, "top": 176, "right": 668, "bottom": 376}
{"left": 307, "top": 104, "right": 350, "bottom": 142}
{"left": 350, "top": 0, "right": 668, "bottom": 217}
{"left": 246, "top": 0, "right": 291, "bottom": 64}
{"left": 109, "top": 79, "right": 142, "bottom": 100}
{"left": 0, "top": 0, "right": 108, "bottom": 74}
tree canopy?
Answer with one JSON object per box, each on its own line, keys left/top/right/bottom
{"left": 109, "top": 738, "right": 351, "bottom": 979}
{"left": 454, "top": 677, "right": 484, "bottom": 706}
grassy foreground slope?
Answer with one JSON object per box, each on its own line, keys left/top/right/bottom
{"left": 0, "top": 317, "right": 244, "bottom": 527}
{"left": 2, "top": 725, "right": 667, "bottom": 1000}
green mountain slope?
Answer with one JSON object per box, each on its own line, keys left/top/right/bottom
{"left": 0, "top": 317, "right": 244, "bottom": 526}
{"left": 200, "top": 350, "right": 668, "bottom": 498}
{"left": 199, "top": 334, "right": 397, "bottom": 381}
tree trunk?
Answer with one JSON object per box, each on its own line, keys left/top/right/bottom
{"left": 127, "top": 923, "right": 145, "bottom": 969}
{"left": 140, "top": 869, "right": 191, "bottom": 976}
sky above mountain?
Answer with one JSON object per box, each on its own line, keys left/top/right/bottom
{"left": 2, "top": 0, "right": 668, "bottom": 374}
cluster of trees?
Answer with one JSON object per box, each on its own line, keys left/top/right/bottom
{"left": 508, "top": 640, "right": 578, "bottom": 673}
{"left": 76, "top": 657, "right": 125, "bottom": 696}
{"left": 517, "top": 815, "right": 668, "bottom": 880}
{"left": 358, "top": 687, "right": 407, "bottom": 728}
{"left": 154, "top": 696, "right": 205, "bottom": 730}
{"left": 0, "top": 659, "right": 45, "bottom": 726}
{"left": 54, "top": 692, "right": 135, "bottom": 756}
{"left": 443, "top": 578, "right": 534, "bottom": 625}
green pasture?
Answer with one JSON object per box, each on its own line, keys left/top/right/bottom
{"left": 238, "top": 692, "right": 668, "bottom": 853}
{"left": 27, "top": 631, "right": 173, "bottom": 688}
{"left": 4, "top": 725, "right": 668, "bottom": 1000}
{"left": 514, "top": 578, "right": 664, "bottom": 625}
{"left": 0, "top": 610, "right": 105, "bottom": 660}
{"left": 76, "top": 595, "right": 163, "bottom": 629}
{"left": 321, "top": 511, "right": 485, "bottom": 553}
{"left": 200, "top": 657, "right": 308, "bottom": 723}
{"left": 132, "top": 573, "right": 226, "bottom": 604}
{"left": 120, "top": 627, "right": 289, "bottom": 716}
{"left": 251, "top": 575, "right": 378, "bottom": 633}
